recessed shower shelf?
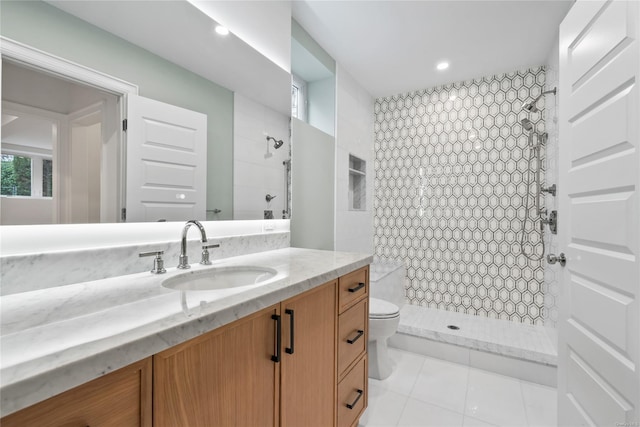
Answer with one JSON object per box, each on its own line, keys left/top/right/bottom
{"left": 348, "top": 154, "right": 366, "bottom": 211}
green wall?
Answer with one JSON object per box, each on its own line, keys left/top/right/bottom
{"left": 0, "top": 0, "right": 234, "bottom": 219}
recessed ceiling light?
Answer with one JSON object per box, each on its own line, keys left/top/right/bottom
{"left": 215, "top": 25, "right": 229, "bottom": 36}
{"left": 436, "top": 61, "right": 449, "bottom": 71}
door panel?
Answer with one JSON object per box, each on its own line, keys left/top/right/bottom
{"left": 558, "top": 1, "right": 639, "bottom": 425}
{"left": 125, "top": 95, "right": 207, "bottom": 222}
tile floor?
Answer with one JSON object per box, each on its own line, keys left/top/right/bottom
{"left": 359, "top": 348, "right": 557, "bottom": 427}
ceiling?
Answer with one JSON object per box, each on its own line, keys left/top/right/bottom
{"left": 292, "top": 0, "right": 574, "bottom": 98}
{"left": 2, "top": 61, "right": 113, "bottom": 152}
{"left": 45, "top": 0, "right": 292, "bottom": 115}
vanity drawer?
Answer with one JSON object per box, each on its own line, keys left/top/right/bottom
{"left": 338, "top": 299, "right": 368, "bottom": 378}
{"left": 337, "top": 355, "right": 368, "bottom": 427}
{"left": 338, "top": 266, "right": 369, "bottom": 313}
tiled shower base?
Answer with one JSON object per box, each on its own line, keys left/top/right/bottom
{"left": 388, "top": 305, "right": 558, "bottom": 387}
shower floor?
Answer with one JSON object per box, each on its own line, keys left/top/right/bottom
{"left": 389, "top": 305, "right": 558, "bottom": 386}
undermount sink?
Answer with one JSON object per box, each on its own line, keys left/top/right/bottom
{"left": 161, "top": 266, "right": 279, "bottom": 291}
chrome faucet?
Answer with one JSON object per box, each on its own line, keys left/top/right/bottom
{"left": 178, "top": 220, "right": 208, "bottom": 269}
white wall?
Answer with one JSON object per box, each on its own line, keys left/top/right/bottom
{"left": 335, "top": 66, "right": 375, "bottom": 254}
{"left": 69, "top": 122, "right": 101, "bottom": 223}
{"left": 0, "top": 197, "right": 53, "bottom": 225}
{"left": 308, "top": 77, "right": 336, "bottom": 137}
{"left": 233, "top": 93, "right": 290, "bottom": 220}
{"left": 290, "top": 118, "right": 334, "bottom": 250}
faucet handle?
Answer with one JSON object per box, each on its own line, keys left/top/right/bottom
{"left": 139, "top": 250, "right": 167, "bottom": 274}
{"left": 200, "top": 243, "right": 220, "bottom": 265}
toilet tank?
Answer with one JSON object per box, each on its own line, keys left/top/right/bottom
{"left": 369, "top": 259, "right": 406, "bottom": 309}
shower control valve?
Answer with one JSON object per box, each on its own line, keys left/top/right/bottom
{"left": 541, "top": 210, "right": 558, "bottom": 234}
{"left": 541, "top": 184, "right": 557, "bottom": 196}
{"left": 547, "top": 253, "right": 566, "bottom": 267}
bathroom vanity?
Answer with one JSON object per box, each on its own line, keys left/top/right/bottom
{"left": 0, "top": 248, "right": 371, "bottom": 427}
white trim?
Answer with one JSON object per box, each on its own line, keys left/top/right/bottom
{"left": 1, "top": 37, "right": 138, "bottom": 224}
{"left": 0, "top": 37, "right": 138, "bottom": 95}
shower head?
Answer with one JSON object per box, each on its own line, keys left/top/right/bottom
{"left": 267, "top": 136, "right": 284, "bottom": 150}
{"left": 520, "top": 87, "right": 557, "bottom": 113}
{"left": 521, "top": 118, "right": 534, "bottom": 132}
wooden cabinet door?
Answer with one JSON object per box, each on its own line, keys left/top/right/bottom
{"left": 280, "top": 280, "right": 337, "bottom": 427}
{"left": 153, "top": 304, "right": 280, "bottom": 427}
{"left": 1, "top": 358, "right": 152, "bottom": 427}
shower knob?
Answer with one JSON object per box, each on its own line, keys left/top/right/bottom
{"left": 546, "top": 253, "right": 566, "bottom": 266}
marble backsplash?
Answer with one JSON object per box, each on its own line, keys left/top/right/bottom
{"left": 1, "top": 231, "right": 290, "bottom": 295}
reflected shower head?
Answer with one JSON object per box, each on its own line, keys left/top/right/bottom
{"left": 267, "top": 136, "right": 284, "bottom": 149}
{"left": 521, "top": 118, "right": 534, "bottom": 132}
{"left": 520, "top": 87, "right": 557, "bottom": 113}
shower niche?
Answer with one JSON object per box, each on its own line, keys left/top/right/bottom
{"left": 348, "top": 154, "right": 366, "bottom": 211}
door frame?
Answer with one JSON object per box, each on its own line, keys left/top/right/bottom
{"left": 1, "top": 36, "right": 138, "bottom": 221}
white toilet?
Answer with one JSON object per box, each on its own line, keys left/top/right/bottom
{"left": 368, "top": 260, "right": 406, "bottom": 380}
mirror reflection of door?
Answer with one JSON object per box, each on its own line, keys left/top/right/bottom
{"left": 1, "top": 60, "right": 119, "bottom": 225}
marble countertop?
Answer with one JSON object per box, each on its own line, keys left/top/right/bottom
{"left": 0, "top": 247, "right": 372, "bottom": 417}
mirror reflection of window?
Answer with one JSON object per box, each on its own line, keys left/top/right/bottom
{"left": 291, "top": 84, "right": 299, "bottom": 118}
{"left": 0, "top": 153, "right": 53, "bottom": 197}
{"left": 291, "top": 74, "right": 308, "bottom": 122}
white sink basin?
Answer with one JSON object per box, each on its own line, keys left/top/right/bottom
{"left": 162, "top": 266, "right": 278, "bottom": 291}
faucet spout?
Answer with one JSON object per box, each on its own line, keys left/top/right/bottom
{"left": 178, "top": 220, "right": 208, "bottom": 269}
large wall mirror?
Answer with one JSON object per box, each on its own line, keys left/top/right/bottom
{"left": 0, "top": 0, "right": 292, "bottom": 225}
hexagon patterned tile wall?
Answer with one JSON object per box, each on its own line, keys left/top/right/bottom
{"left": 374, "top": 66, "right": 549, "bottom": 325}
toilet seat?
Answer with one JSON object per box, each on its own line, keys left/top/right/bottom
{"left": 369, "top": 297, "right": 400, "bottom": 320}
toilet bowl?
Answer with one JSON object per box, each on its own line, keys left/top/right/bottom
{"left": 368, "top": 260, "right": 405, "bottom": 380}
{"left": 368, "top": 297, "right": 400, "bottom": 380}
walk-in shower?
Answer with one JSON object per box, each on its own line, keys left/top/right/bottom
{"left": 519, "top": 88, "right": 557, "bottom": 261}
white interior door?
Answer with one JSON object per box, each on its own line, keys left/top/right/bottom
{"left": 558, "top": 0, "right": 639, "bottom": 425}
{"left": 125, "top": 95, "right": 207, "bottom": 222}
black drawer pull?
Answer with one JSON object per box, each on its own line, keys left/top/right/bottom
{"left": 271, "top": 314, "right": 281, "bottom": 363}
{"left": 346, "top": 389, "right": 364, "bottom": 409}
{"left": 348, "top": 282, "right": 365, "bottom": 293}
{"left": 347, "top": 330, "right": 364, "bottom": 344}
{"left": 285, "top": 308, "right": 295, "bottom": 354}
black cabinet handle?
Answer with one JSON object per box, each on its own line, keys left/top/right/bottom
{"left": 285, "top": 308, "right": 295, "bottom": 354}
{"left": 346, "top": 389, "right": 364, "bottom": 409}
{"left": 348, "top": 282, "right": 366, "bottom": 293}
{"left": 271, "top": 314, "right": 281, "bottom": 363}
{"left": 347, "top": 329, "right": 364, "bottom": 344}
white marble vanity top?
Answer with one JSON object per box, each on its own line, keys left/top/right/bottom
{"left": 0, "top": 247, "right": 372, "bottom": 417}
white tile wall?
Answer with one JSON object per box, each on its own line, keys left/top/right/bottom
{"left": 374, "top": 67, "right": 549, "bottom": 324}
{"left": 233, "top": 93, "right": 290, "bottom": 220}
{"left": 335, "top": 65, "right": 375, "bottom": 253}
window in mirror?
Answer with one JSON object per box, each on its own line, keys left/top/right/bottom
{"left": 0, "top": 153, "right": 52, "bottom": 198}
{"left": 292, "top": 73, "right": 308, "bottom": 122}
